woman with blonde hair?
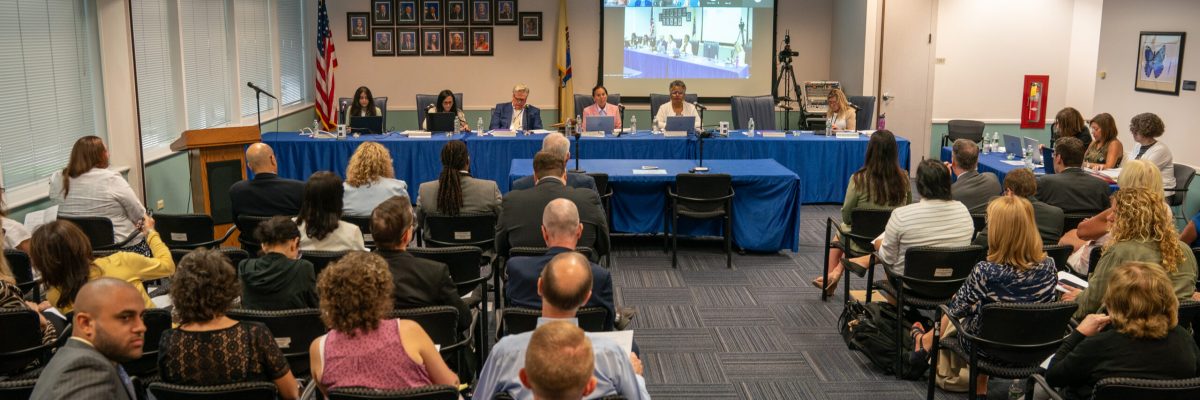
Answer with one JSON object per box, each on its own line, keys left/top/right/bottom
{"left": 309, "top": 251, "right": 458, "bottom": 394}
{"left": 911, "top": 196, "right": 1058, "bottom": 398}
{"left": 1082, "top": 113, "right": 1124, "bottom": 170}
{"left": 1046, "top": 261, "right": 1200, "bottom": 400}
{"left": 825, "top": 88, "right": 857, "bottom": 131}
{"left": 1061, "top": 187, "right": 1198, "bottom": 319}
{"left": 1059, "top": 159, "right": 1163, "bottom": 254}
{"left": 342, "top": 141, "right": 408, "bottom": 217}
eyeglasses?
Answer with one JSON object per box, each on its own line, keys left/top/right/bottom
{"left": 670, "top": 91, "right": 685, "bottom": 95}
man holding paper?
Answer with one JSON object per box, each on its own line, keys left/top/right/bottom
{"left": 490, "top": 84, "right": 543, "bottom": 131}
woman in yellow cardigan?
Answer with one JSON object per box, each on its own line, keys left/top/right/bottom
{"left": 31, "top": 216, "right": 175, "bottom": 315}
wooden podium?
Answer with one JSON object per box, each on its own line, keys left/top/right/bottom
{"left": 170, "top": 126, "right": 260, "bottom": 240}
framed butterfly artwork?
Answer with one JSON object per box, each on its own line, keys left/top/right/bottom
{"left": 1135, "top": 32, "right": 1186, "bottom": 95}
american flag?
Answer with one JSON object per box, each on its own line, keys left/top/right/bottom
{"left": 315, "top": 0, "right": 338, "bottom": 130}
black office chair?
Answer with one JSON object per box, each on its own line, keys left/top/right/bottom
{"left": 3, "top": 250, "right": 39, "bottom": 300}
{"left": 1087, "top": 246, "right": 1104, "bottom": 278}
{"left": 341, "top": 215, "right": 375, "bottom": 248}
{"left": 666, "top": 173, "right": 734, "bottom": 269}
{"left": 875, "top": 246, "right": 985, "bottom": 375}
{"left": 579, "top": 221, "right": 612, "bottom": 268}
{"left": 408, "top": 245, "right": 493, "bottom": 361}
{"left": 416, "top": 93, "right": 463, "bottom": 129}
{"left": 0, "top": 378, "right": 36, "bottom": 400}
{"left": 58, "top": 216, "right": 137, "bottom": 250}
{"left": 588, "top": 172, "right": 614, "bottom": 231}
{"left": 729, "top": 95, "right": 775, "bottom": 130}
{"left": 301, "top": 250, "right": 350, "bottom": 277}
{"left": 154, "top": 213, "right": 235, "bottom": 250}
{"left": 1032, "top": 373, "right": 1200, "bottom": 400}
{"left": 147, "top": 381, "right": 277, "bottom": 400}
{"left": 235, "top": 215, "right": 276, "bottom": 255}
{"left": 388, "top": 306, "right": 470, "bottom": 355}
{"left": 170, "top": 248, "right": 251, "bottom": 271}
{"left": 500, "top": 307, "right": 609, "bottom": 337}
{"left": 328, "top": 384, "right": 460, "bottom": 400}
{"left": 942, "top": 119, "right": 985, "bottom": 146}
{"left": 0, "top": 309, "right": 55, "bottom": 376}
{"left": 926, "top": 301, "right": 1078, "bottom": 400}
{"left": 226, "top": 308, "right": 326, "bottom": 379}
{"left": 1166, "top": 163, "right": 1195, "bottom": 222}
{"left": 121, "top": 308, "right": 172, "bottom": 377}
{"left": 969, "top": 213, "right": 987, "bottom": 242}
{"left": 848, "top": 95, "right": 875, "bottom": 130}
{"left": 1044, "top": 244, "right": 1074, "bottom": 274}
{"left": 421, "top": 213, "right": 497, "bottom": 248}
{"left": 1062, "top": 213, "right": 1095, "bottom": 233}
{"left": 822, "top": 209, "right": 892, "bottom": 302}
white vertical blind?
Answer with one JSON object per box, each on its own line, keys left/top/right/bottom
{"left": 0, "top": 0, "right": 105, "bottom": 188}
{"left": 237, "top": 0, "right": 275, "bottom": 118}
{"left": 179, "top": 0, "right": 232, "bottom": 130}
{"left": 131, "top": 0, "right": 181, "bottom": 150}
{"left": 277, "top": 0, "right": 306, "bottom": 106}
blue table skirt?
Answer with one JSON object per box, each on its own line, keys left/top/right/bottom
{"left": 623, "top": 48, "right": 749, "bottom": 79}
{"left": 509, "top": 159, "right": 802, "bottom": 252}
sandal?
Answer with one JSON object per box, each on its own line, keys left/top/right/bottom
{"left": 908, "top": 323, "right": 930, "bottom": 365}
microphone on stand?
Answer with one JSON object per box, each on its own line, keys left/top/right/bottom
{"left": 247, "top": 82, "right": 276, "bottom": 99}
{"left": 247, "top": 81, "right": 277, "bottom": 131}
{"left": 690, "top": 130, "right": 712, "bottom": 173}
{"left": 615, "top": 103, "right": 626, "bottom": 136}
{"left": 570, "top": 128, "right": 585, "bottom": 173}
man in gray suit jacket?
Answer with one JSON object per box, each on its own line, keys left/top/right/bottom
{"left": 497, "top": 152, "right": 608, "bottom": 257}
{"left": 510, "top": 132, "right": 597, "bottom": 192}
{"left": 974, "top": 168, "right": 1065, "bottom": 246}
{"left": 948, "top": 138, "right": 1001, "bottom": 214}
{"left": 1035, "top": 137, "right": 1111, "bottom": 215}
{"left": 32, "top": 278, "right": 147, "bottom": 400}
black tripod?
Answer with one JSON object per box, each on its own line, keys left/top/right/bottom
{"left": 774, "top": 32, "right": 801, "bottom": 130}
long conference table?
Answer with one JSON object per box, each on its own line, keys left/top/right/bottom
{"left": 264, "top": 130, "right": 910, "bottom": 204}
{"left": 939, "top": 146, "right": 1119, "bottom": 193}
{"left": 622, "top": 48, "right": 750, "bottom": 79}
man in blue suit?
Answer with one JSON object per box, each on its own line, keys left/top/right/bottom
{"left": 490, "top": 84, "right": 543, "bottom": 131}
{"left": 505, "top": 199, "right": 630, "bottom": 330}
{"left": 510, "top": 132, "right": 597, "bottom": 191}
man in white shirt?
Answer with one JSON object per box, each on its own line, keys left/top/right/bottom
{"left": 490, "top": 84, "right": 543, "bottom": 131}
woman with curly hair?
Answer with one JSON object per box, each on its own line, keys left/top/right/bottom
{"left": 1122, "top": 112, "right": 1175, "bottom": 190}
{"left": 308, "top": 251, "right": 458, "bottom": 393}
{"left": 1046, "top": 261, "right": 1200, "bottom": 400}
{"left": 1061, "top": 187, "right": 1198, "bottom": 319}
{"left": 342, "top": 142, "right": 408, "bottom": 217}
{"left": 1058, "top": 160, "right": 1163, "bottom": 272}
{"left": 158, "top": 248, "right": 299, "bottom": 399}
{"left": 1082, "top": 113, "right": 1124, "bottom": 170}
{"left": 296, "top": 171, "right": 366, "bottom": 251}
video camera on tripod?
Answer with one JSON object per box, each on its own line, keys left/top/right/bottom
{"left": 778, "top": 32, "right": 799, "bottom": 64}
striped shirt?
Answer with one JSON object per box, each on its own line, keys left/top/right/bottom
{"left": 877, "top": 199, "right": 974, "bottom": 275}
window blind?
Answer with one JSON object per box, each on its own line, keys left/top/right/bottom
{"left": 180, "top": 0, "right": 232, "bottom": 130}
{"left": 237, "top": 0, "right": 275, "bottom": 118}
{"left": 277, "top": 0, "right": 306, "bottom": 106}
{"left": 131, "top": 0, "right": 181, "bottom": 150}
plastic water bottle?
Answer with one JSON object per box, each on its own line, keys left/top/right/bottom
{"left": 312, "top": 119, "right": 319, "bottom": 132}
{"left": 630, "top": 115, "right": 637, "bottom": 134}
{"left": 1008, "top": 378, "right": 1025, "bottom": 399}
{"left": 575, "top": 115, "right": 582, "bottom": 134}
{"left": 652, "top": 117, "right": 660, "bottom": 135}
{"left": 748, "top": 118, "right": 756, "bottom": 135}
{"left": 476, "top": 117, "right": 484, "bottom": 134}
{"left": 1024, "top": 145, "right": 1034, "bottom": 170}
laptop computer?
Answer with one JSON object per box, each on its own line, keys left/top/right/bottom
{"left": 348, "top": 116, "right": 384, "bottom": 134}
{"left": 427, "top": 112, "right": 457, "bottom": 132}
{"left": 665, "top": 116, "right": 697, "bottom": 134}
{"left": 584, "top": 115, "right": 615, "bottom": 135}
{"left": 1002, "top": 134, "right": 1025, "bottom": 159}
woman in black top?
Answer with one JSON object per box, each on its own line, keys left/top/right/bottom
{"left": 1045, "top": 261, "right": 1200, "bottom": 400}
{"left": 1051, "top": 107, "right": 1092, "bottom": 150}
{"left": 158, "top": 248, "right": 300, "bottom": 399}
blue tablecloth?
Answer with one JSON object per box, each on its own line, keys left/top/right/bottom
{"left": 623, "top": 48, "right": 749, "bottom": 79}
{"left": 939, "top": 146, "right": 1047, "bottom": 183}
{"left": 509, "top": 159, "right": 802, "bottom": 252}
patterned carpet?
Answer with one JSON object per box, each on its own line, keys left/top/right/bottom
{"left": 606, "top": 205, "right": 967, "bottom": 400}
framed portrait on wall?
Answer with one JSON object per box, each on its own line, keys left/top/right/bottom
{"left": 421, "top": 0, "right": 443, "bottom": 25}
{"left": 495, "top": 0, "right": 516, "bottom": 25}
{"left": 371, "top": 0, "right": 394, "bottom": 25}
{"left": 470, "top": 27, "right": 493, "bottom": 56}
{"left": 422, "top": 27, "right": 445, "bottom": 56}
{"left": 347, "top": 12, "right": 370, "bottom": 41}
{"left": 446, "top": 27, "right": 469, "bottom": 55}
{"left": 1135, "top": 32, "right": 1187, "bottom": 95}
{"left": 470, "top": 0, "right": 492, "bottom": 25}
{"left": 396, "top": 0, "right": 418, "bottom": 25}
{"left": 446, "top": 0, "right": 468, "bottom": 25}
{"left": 518, "top": 12, "right": 541, "bottom": 41}
{"left": 397, "top": 28, "right": 420, "bottom": 56}
{"left": 372, "top": 28, "right": 396, "bottom": 56}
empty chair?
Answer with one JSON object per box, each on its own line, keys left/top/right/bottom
{"left": 421, "top": 213, "right": 497, "bottom": 248}
{"left": 226, "top": 308, "right": 326, "bottom": 379}
{"left": 300, "top": 250, "right": 350, "bottom": 277}
{"left": 942, "top": 119, "right": 985, "bottom": 146}
{"left": 500, "top": 307, "right": 609, "bottom": 337}
{"left": 666, "top": 173, "right": 734, "bottom": 268}
{"left": 153, "top": 213, "right": 235, "bottom": 250}
{"left": 327, "top": 384, "right": 460, "bottom": 400}
{"left": 416, "top": 93, "right": 463, "bottom": 130}
{"left": 649, "top": 92, "right": 698, "bottom": 117}
{"left": 822, "top": 209, "right": 892, "bottom": 302}
{"left": 848, "top": 95, "right": 875, "bottom": 130}
{"left": 1166, "top": 163, "right": 1195, "bottom": 221}
{"left": 147, "top": 381, "right": 277, "bottom": 400}
{"left": 0, "top": 309, "right": 55, "bottom": 376}
{"left": 58, "top": 216, "right": 136, "bottom": 250}
{"left": 729, "top": 95, "right": 775, "bottom": 130}
{"left": 573, "top": 93, "right": 622, "bottom": 119}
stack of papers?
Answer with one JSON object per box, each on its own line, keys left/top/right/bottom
{"left": 761, "top": 131, "right": 787, "bottom": 138}
{"left": 528, "top": 129, "right": 553, "bottom": 135}
{"left": 582, "top": 131, "right": 606, "bottom": 138}
{"left": 663, "top": 131, "right": 688, "bottom": 137}
{"left": 402, "top": 130, "right": 432, "bottom": 138}
{"left": 489, "top": 130, "right": 517, "bottom": 137}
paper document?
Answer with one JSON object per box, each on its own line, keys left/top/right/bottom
{"left": 582, "top": 131, "right": 606, "bottom": 137}
{"left": 23, "top": 206, "right": 58, "bottom": 232}
{"left": 1056, "top": 271, "right": 1088, "bottom": 293}
{"left": 761, "top": 131, "right": 787, "bottom": 138}
{"left": 489, "top": 130, "right": 517, "bottom": 137}
{"left": 589, "top": 330, "right": 634, "bottom": 354}
{"left": 632, "top": 169, "right": 668, "bottom": 175}
{"left": 402, "top": 130, "right": 432, "bottom": 138}
{"left": 1098, "top": 168, "right": 1121, "bottom": 179}
{"left": 151, "top": 294, "right": 173, "bottom": 309}
{"left": 663, "top": 131, "right": 688, "bottom": 137}
{"left": 529, "top": 129, "right": 553, "bottom": 135}
{"left": 1040, "top": 354, "right": 1054, "bottom": 369}
{"left": 999, "top": 160, "right": 1026, "bottom": 166}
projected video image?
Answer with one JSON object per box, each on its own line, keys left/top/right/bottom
{"left": 619, "top": 5, "right": 753, "bottom": 79}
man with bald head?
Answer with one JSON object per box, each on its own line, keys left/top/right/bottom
{"left": 510, "top": 132, "right": 597, "bottom": 191}
{"left": 506, "top": 199, "right": 619, "bottom": 330}
{"left": 228, "top": 143, "right": 306, "bottom": 222}
{"left": 32, "top": 278, "right": 147, "bottom": 400}
{"left": 476, "top": 252, "right": 649, "bottom": 400}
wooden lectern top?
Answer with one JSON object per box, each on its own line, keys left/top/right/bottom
{"left": 170, "top": 125, "right": 261, "bottom": 152}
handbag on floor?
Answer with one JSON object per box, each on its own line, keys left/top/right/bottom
{"left": 934, "top": 322, "right": 969, "bottom": 392}
{"left": 838, "top": 300, "right": 928, "bottom": 380}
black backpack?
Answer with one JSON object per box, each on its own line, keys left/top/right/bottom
{"left": 838, "top": 300, "right": 928, "bottom": 380}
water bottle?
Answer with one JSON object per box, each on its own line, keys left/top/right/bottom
{"left": 652, "top": 117, "right": 660, "bottom": 135}
{"left": 630, "top": 115, "right": 637, "bottom": 134}
{"left": 575, "top": 115, "right": 582, "bottom": 135}
{"left": 476, "top": 117, "right": 484, "bottom": 134}
{"left": 748, "top": 118, "right": 756, "bottom": 135}
{"left": 1008, "top": 378, "right": 1025, "bottom": 399}
{"left": 1024, "top": 145, "right": 1034, "bottom": 170}
{"left": 312, "top": 119, "right": 319, "bottom": 132}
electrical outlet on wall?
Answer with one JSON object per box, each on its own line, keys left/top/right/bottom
{"left": 156, "top": 199, "right": 165, "bottom": 210}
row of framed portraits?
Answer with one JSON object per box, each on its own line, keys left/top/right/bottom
{"left": 360, "top": 0, "right": 516, "bottom": 27}
{"left": 372, "top": 27, "right": 495, "bottom": 56}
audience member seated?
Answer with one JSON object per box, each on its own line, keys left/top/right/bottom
{"left": 371, "top": 196, "right": 471, "bottom": 330}
{"left": 1058, "top": 159, "right": 1163, "bottom": 263}
{"left": 849, "top": 159, "right": 973, "bottom": 276}
{"left": 476, "top": 252, "right": 648, "bottom": 400}
{"left": 237, "top": 216, "right": 319, "bottom": 310}
{"left": 912, "top": 196, "right": 1058, "bottom": 398}
{"left": 309, "top": 251, "right": 458, "bottom": 393}
{"left": 295, "top": 171, "right": 366, "bottom": 251}
{"left": 520, "top": 322, "right": 598, "bottom": 400}
{"left": 507, "top": 199, "right": 618, "bottom": 330}
{"left": 1051, "top": 107, "right": 1092, "bottom": 150}
{"left": 973, "top": 168, "right": 1064, "bottom": 246}
{"left": 423, "top": 89, "right": 469, "bottom": 131}
{"left": 1122, "top": 112, "right": 1175, "bottom": 190}
{"left": 30, "top": 279, "right": 146, "bottom": 400}
{"left": 510, "top": 132, "right": 597, "bottom": 191}
{"left": 825, "top": 88, "right": 857, "bottom": 131}
{"left": 490, "top": 84, "right": 543, "bottom": 131}
{"left": 947, "top": 139, "right": 1001, "bottom": 214}
{"left": 652, "top": 80, "right": 702, "bottom": 132}
{"left": 49, "top": 136, "right": 152, "bottom": 255}
{"left": 0, "top": 235, "right": 56, "bottom": 372}
{"left": 1036, "top": 137, "right": 1110, "bottom": 215}
{"left": 1046, "top": 261, "right": 1200, "bottom": 400}
{"left": 416, "top": 140, "right": 502, "bottom": 226}
{"left": 1, "top": 188, "right": 31, "bottom": 252}
{"left": 158, "top": 249, "right": 299, "bottom": 399}
{"left": 580, "top": 85, "right": 622, "bottom": 130}
{"left": 31, "top": 219, "right": 174, "bottom": 315}
{"left": 342, "top": 141, "right": 408, "bottom": 217}
{"left": 229, "top": 143, "right": 306, "bottom": 221}
{"left": 1082, "top": 113, "right": 1124, "bottom": 170}
{"left": 1182, "top": 211, "right": 1200, "bottom": 248}
{"left": 1061, "top": 187, "right": 1198, "bottom": 319}
{"left": 811, "top": 130, "right": 910, "bottom": 295}
{"left": 497, "top": 152, "right": 608, "bottom": 257}
{"left": 345, "top": 86, "right": 382, "bottom": 125}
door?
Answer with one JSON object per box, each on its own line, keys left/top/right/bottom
{"left": 879, "top": 0, "right": 936, "bottom": 172}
